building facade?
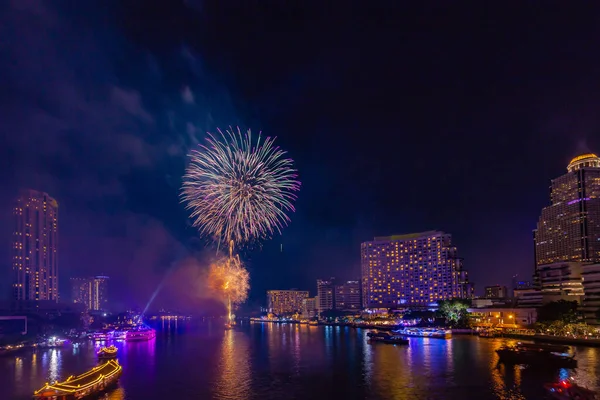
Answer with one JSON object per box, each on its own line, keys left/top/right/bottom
{"left": 581, "top": 263, "right": 600, "bottom": 325}
{"left": 302, "top": 297, "right": 318, "bottom": 318}
{"left": 12, "top": 190, "right": 59, "bottom": 302}
{"left": 534, "top": 153, "right": 600, "bottom": 266}
{"left": 71, "top": 276, "right": 109, "bottom": 311}
{"left": 361, "top": 231, "right": 472, "bottom": 308}
{"left": 335, "top": 280, "right": 362, "bottom": 311}
{"left": 267, "top": 290, "right": 309, "bottom": 315}
{"left": 317, "top": 279, "right": 335, "bottom": 313}
{"left": 485, "top": 285, "right": 508, "bottom": 299}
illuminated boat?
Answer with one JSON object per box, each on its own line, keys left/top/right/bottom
{"left": 393, "top": 327, "right": 452, "bottom": 339}
{"left": 368, "top": 331, "right": 409, "bottom": 345}
{"left": 97, "top": 345, "right": 118, "bottom": 360}
{"left": 496, "top": 342, "right": 577, "bottom": 368}
{"left": 125, "top": 325, "right": 156, "bottom": 341}
{"left": 308, "top": 320, "right": 318, "bottom": 326}
{"left": 90, "top": 331, "right": 110, "bottom": 341}
{"left": 545, "top": 377, "right": 597, "bottom": 399}
{"left": 479, "top": 329, "right": 499, "bottom": 338}
{"left": 33, "top": 359, "right": 122, "bottom": 399}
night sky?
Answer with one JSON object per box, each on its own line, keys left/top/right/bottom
{"left": 1, "top": 1, "right": 600, "bottom": 313}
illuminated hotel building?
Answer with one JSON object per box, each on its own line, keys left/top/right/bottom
{"left": 71, "top": 276, "right": 109, "bottom": 311}
{"left": 361, "top": 231, "right": 472, "bottom": 308}
{"left": 532, "top": 153, "right": 600, "bottom": 305}
{"left": 534, "top": 153, "right": 600, "bottom": 266}
{"left": 12, "top": 190, "right": 59, "bottom": 302}
{"left": 267, "top": 290, "right": 309, "bottom": 315}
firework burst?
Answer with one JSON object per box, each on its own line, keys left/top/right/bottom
{"left": 181, "top": 126, "right": 300, "bottom": 248}
{"left": 208, "top": 256, "right": 250, "bottom": 318}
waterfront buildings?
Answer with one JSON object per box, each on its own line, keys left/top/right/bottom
{"left": 529, "top": 153, "right": 600, "bottom": 310}
{"left": 71, "top": 276, "right": 109, "bottom": 311}
{"left": 267, "top": 290, "right": 309, "bottom": 315}
{"left": 317, "top": 278, "right": 335, "bottom": 313}
{"left": 335, "top": 280, "right": 362, "bottom": 310}
{"left": 485, "top": 285, "right": 508, "bottom": 299}
{"left": 361, "top": 231, "right": 472, "bottom": 308}
{"left": 468, "top": 307, "right": 537, "bottom": 326}
{"left": 12, "top": 190, "right": 59, "bottom": 302}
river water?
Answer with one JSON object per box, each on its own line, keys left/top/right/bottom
{"left": 2, "top": 321, "right": 599, "bottom": 399}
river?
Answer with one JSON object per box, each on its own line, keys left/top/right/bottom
{"left": 2, "top": 321, "right": 599, "bottom": 399}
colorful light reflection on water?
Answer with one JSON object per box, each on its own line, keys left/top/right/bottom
{"left": 1, "top": 322, "right": 599, "bottom": 400}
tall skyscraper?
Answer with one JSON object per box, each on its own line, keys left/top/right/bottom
{"left": 532, "top": 153, "right": 600, "bottom": 306}
{"left": 71, "top": 276, "right": 109, "bottom": 311}
{"left": 266, "top": 290, "right": 308, "bottom": 315}
{"left": 12, "top": 190, "right": 59, "bottom": 302}
{"left": 534, "top": 153, "right": 600, "bottom": 266}
{"left": 317, "top": 278, "right": 335, "bottom": 313}
{"left": 361, "top": 231, "right": 471, "bottom": 308}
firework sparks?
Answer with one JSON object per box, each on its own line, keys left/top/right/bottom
{"left": 181, "top": 126, "right": 301, "bottom": 248}
{"left": 208, "top": 256, "right": 250, "bottom": 319}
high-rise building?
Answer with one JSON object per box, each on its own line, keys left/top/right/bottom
{"left": 361, "top": 231, "right": 471, "bottom": 308}
{"left": 532, "top": 153, "right": 600, "bottom": 305}
{"left": 484, "top": 285, "right": 508, "bottom": 299}
{"left": 335, "top": 280, "right": 362, "bottom": 310}
{"left": 266, "top": 290, "right": 308, "bottom": 315}
{"left": 12, "top": 190, "right": 59, "bottom": 302}
{"left": 71, "top": 276, "right": 109, "bottom": 311}
{"left": 317, "top": 278, "right": 335, "bottom": 313}
{"left": 534, "top": 153, "right": 600, "bottom": 266}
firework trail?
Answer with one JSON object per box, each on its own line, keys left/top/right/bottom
{"left": 208, "top": 256, "right": 250, "bottom": 319}
{"left": 181, "top": 126, "right": 301, "bottom": 249}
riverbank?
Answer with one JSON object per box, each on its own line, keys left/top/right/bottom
{"left": 502, "top": 332, "right": 600, "bottom": 347}
{"left": 249, "top": 319, "right": 600, "bottom": 347}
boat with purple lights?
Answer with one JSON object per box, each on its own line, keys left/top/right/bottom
{"left": 125, "top": 325, "right": 156, "bottom": 341}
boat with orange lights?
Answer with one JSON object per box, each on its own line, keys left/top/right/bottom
{"left": 97, "top": 345, "right": 118, "bottom": 360}
{"left": 33, "top": 359, "right": 122, "bottom": 399}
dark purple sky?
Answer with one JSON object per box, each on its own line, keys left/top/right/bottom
{"left": 1, "top": 1, "right": 600, "bottom": 311}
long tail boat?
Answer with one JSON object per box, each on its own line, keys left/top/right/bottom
{"left": 33, "top": 359, "right": 122, "bottom": 399}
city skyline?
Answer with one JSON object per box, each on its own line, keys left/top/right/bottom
{"left": 2, "top": 2, "right": 600, "bottom": 310}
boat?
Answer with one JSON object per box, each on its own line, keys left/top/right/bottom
{"left": 545, "top": 377, "right": 597, "bottom": 399}
{"left": 393, "top": 327, "right": 452, "bottom": 339}
{"left": 366, "top": 329, "right": 383, "bottom": 338}
{"left": 90, "top": 331, "right": 110, "bottom": 341}
{"left": 33, "top": 359, "right": 122, "bottom": 399}
{"left": 368, "top": 331, "right": 409, "bottom": 345}
{"left": 125, "top": 325, "right": 156, "bottom": 341}
{"left": 224, "top": 323, "right": 234, "bottom": 330}
{"left": 97, "top": 345, "right": 118, "bottom": 360}
{"left": 496, "top": 342, "right": 577, "bottom": 368}
{"left": 479, "top": 329, "right": 499, "bottom": 338}
{"left": 308, "top": 320, "right": 318, "bottom": 326}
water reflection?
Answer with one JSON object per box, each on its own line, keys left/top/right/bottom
{"left": 48, "top": 349, "right": 60, "bottom": 382}
{"left": 2, "top": 326, "right": 600, "bottom": 400}
{"left": 215, "top": 330, "right": 251, "bottom": 400}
